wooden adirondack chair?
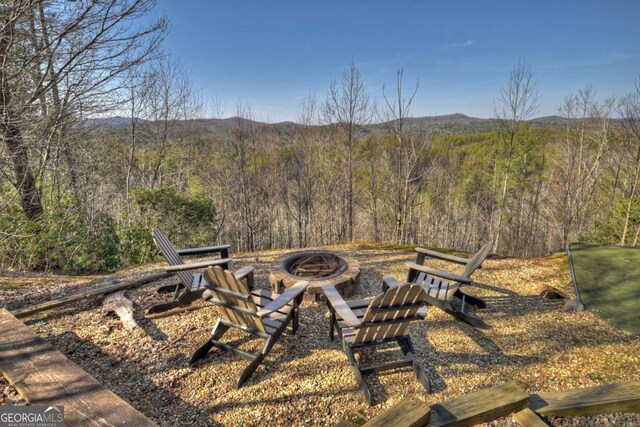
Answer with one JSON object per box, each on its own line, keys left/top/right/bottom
{"left": 323, "top": 280, "right": 430, "bottom": 405}
{"left": 401, "top": 242, "right": 492, "bottom": 328}
{"left": 190, "top": 265, "right": 308, "bottom": 388}
{"left": 149, "top": 229, "right": 232, "bottom": 314}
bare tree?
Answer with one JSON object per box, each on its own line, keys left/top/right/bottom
{"left": 549, "top": 87, "right": 613, "bottom": 247}
{"left": 380, "top": 68, "right": 430, "bottom": 244}
{"left": 492, "top": 59, "right": 539, "bottom": 252}
{"left": 323, "top": 63, "right": 374, "bottom": 242}
{"left": 140, "top": 57, "right": 201, "bottom": 189}
{"left": 0, "top": 0, "right": 166, "bottom": 218}
{"left": 619, "top": 78, "right": 640, "bottom": 245}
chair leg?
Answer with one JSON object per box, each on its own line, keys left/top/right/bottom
{"left": 454, "top": 289, "right": 486, "bottom": 309}
{"left": 236, "top": 336, "right": 274, "bottom": 388}
{"left": 329, "top": 309, "right": 336, "bottom": 341}
{"left": 399, "top": 337, "right": 430, "bottom": 393}
{"left": 236, "top": 353, "right": 265, "bottom": 388}
{"left": 292, "top": 306, "right": 299, "bottom": 335}
{"left": 157, "top": 282, "right": 183, "bottom": 294}
{"left": 189, "top": 319, "right": 229, "bottom": 364}
{"left": 292, "top": 292, "right": 304, "bottom": 334}
{"left": 426, "top": 295, "right": 489, "bottom": 329}
{"left": 455, "top": 310, "right": 490, "bottom": 329}
{"left": 344, "top": 343, "right": 372, "bottom": 406}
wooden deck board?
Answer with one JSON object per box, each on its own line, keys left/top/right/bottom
{"left": 512, "top": 408, "right": 548, "bottom": 426}
{"left": 363, "top": 397, "right": 431, "bottom": 427}
{"left": 429, "top": 381, "right": 529, "bottom": 427}
{"left": 529, "top": 382, "right": 640, "bottom": 416}
{"left": 0, "top": 309, "right": 155, "bottom": 426}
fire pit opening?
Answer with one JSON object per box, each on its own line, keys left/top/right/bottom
{"left": 285, "top": 253, "right": 347, "bottom": 279}
{"left": 269, "top": 250, "right": 361, "bottom": 301}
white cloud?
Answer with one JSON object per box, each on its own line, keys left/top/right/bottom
{"left": 440, "top": 40, "right": 476, "bottom": 51}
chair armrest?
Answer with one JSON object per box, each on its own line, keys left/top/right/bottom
{"left": 256, "top": 281, "right": 308, "bottom": 317}
{"left": 321, "top": 284, "right": 362, "bottom": 327}
{"left": 165, "top": 258, "right": 232, "bottom": 272}
{"left": 415, "top": 247, "right": 469, "bottom": 265}
{"left": 234, "top": 266, "right": 255, "bottom": 289}
{"left": 406, "top": 262, "right": 472, "bottom": 284}
{"left": 382, "top": 275, "right": 403, "bottom": 292}
{"left": 176, "top": 244, "right": 231, "bottom": 256}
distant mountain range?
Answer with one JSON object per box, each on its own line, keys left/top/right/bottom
{"left": 79, "top": 113, "right": 610, "bottom": 138}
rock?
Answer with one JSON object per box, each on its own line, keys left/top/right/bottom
{"left": 537, "top": 284, "right": 567, "bottom": 299}
{"left": 564, "top": 298, "right": 586, "bottom": 312}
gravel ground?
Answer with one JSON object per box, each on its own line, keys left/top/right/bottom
{"left": 1, "top": 245, "right": 639, "bottom": 426}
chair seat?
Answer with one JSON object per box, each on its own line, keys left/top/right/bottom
{"left": 324, "top": 283, "right": 431, "bottom": 404}
{"left": 336, "top": 306, "right": 427, "bottom": 331}
{"left": 191, "top": 273, "right": 205, "bottom": 290}
{"left": 424, "top": 281, "right": 448, "bottom": 300}
{"left": 190, "top": 265, "right": 308, "bottom": 389}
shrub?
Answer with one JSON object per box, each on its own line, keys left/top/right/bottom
{"left": 584, "top": 197, "right": 640, "bottom": 245}
{"left": 128, "top": 187, "right": 218, "bottom": 257}
{"left": 0, "top": 204, "right": 120, "bottom": 273}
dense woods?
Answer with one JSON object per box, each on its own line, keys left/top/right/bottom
{"left": 2, "top": 1, "right": 640, "bottom": 273}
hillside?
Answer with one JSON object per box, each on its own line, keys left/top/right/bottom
{"left": 2, "top": 245, "right": 638, "bottom": 426}
{"left": 80, "top": 113, "right": 608, "bottom": 140}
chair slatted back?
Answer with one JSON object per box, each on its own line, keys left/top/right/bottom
{"left": 353, "top": 284, "right": 427, "bottom": 344}
{"left": 204, "top": 266, "right": 265, "bottom": 333}
{"left": 152, "top": 229, "right": 193, "bottom": 288}
{"left": 461, "top": 242, "right": 492, "bottom": 278}
{"left": 412, "top": 271, "right": 458, "bottom": 301}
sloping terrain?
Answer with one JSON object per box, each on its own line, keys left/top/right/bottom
{"left": 1, "top": 245, "right": 639, "bottom": 426}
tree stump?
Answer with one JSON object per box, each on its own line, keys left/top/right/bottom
{"left": 103, "top": 291, "right": 138, "bottom": 330}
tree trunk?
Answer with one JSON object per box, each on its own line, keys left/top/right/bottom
{"left": 2, "top": 117, "right": 43, "bottom": 219}
{"left": 620, "top": 144, "right": 640, "bottom": 245}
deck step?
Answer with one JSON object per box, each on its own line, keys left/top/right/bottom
{"left": 429, "top": 381, "right": 529, "bottom": 426}
{"left": 529, "top": 381, "right": 640, "bottom": 416}
{"left": 0, "top": 309, "right": 155, "bottom": 427}
{"left": 363, "top": 397, "right": 431, "bottom": 427}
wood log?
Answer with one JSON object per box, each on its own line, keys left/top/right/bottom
{"left": 102, "top": 291, "right": 138, "bottom": 331}
{"left": 12, "top": 271, "right": 170, "bottom": 319}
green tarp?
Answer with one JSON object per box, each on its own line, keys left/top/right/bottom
{"left": 568, "top": 242, "right": 640, "bottom": 334}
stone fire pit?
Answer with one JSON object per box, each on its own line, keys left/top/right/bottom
{"left": 269, "top": 250, "right": 360, "bottom": 301}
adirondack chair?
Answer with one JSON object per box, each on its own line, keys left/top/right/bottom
{"left": 149, "top": 229, "right": 232, "bottom": 314}
{"left": 399, "top": 242, "right": 492, "bottom": 328}
{"left": 323, "top": 280, "right": 430, "bottom": 405}
{"left": 190, "top": 265, "right": 309, "bottom": 388}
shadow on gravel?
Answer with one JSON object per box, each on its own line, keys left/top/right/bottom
{"left": 50, "top": 331, "right": 221, "bottom": 426}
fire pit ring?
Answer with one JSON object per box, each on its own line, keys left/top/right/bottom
{"left": 269, "top": 250, "right": 361, "bottom": 301}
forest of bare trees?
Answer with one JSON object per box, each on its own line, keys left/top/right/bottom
{"left": 2, "top": 1, "right": 640, "bottom": 273}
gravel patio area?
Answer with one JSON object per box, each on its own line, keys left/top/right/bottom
{"left": 2, "top": 245, "right": 640, "bottom": 426}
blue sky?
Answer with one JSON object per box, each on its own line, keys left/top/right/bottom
{"left": 149, "top": 0, "right": 640, "bottom": 122}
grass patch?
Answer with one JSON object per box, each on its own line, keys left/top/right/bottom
{"left": 569, "top": 243, "right": 640, "bottom": 334}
